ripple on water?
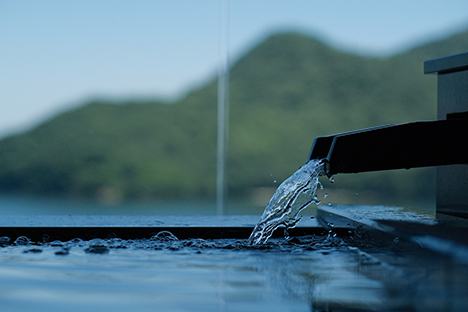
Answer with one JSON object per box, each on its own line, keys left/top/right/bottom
{"left": 0, "top": 230, "right": 349, "bottom": 256}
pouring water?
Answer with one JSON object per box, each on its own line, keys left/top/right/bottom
{"left": 249, "top": 159, "right": 326, "bottom": 245}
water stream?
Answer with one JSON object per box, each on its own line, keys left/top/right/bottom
{"left": 249, "top": 159, "right": 326, "bottom": 245}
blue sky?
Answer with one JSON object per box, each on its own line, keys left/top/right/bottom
{"left": 1, "top": 0, "right": 468, "bottom": 138}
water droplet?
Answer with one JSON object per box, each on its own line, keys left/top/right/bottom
{"left": 67, "top": 238, "right": 85, "bottom": 248}
{"left": 0, "top": 236, "right": 11, "bottom": 246}
{"left": 328, "top": 176, "right": 335, "bottom": 183}
{"left": 323, "top": 193, "right": 328, "bottom": 199}
{"left": 328, "top": 202, "right": 333, "bottom": 207}
{"left": 14, "top": 236, "right": 31, "bottom": 246}
{"left": 151, "top": 231, "right": 179, "bottom": 242}
{"left": 273, "top": 180, "right": 277, "bottom": 183}
{"left": 393, "top": 237, "right": 400, "bottom": 243}
{"left": 85, "top": 238, "right": 110, "bottom": 254}
{"left": 356, "top": 192, "right": 359, "bottom": 196}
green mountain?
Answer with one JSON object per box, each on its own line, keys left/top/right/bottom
{"left": 1, "top": 29, "right": 468, "bottom": 208}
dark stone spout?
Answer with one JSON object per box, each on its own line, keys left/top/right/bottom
{"left": 308, "top": 114, "right": 468, "bottom": 177}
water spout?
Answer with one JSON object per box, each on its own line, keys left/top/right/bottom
{"left": 308, "top": 114, "right": 468, "bottom": 177}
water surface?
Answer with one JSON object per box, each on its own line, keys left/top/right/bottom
{"left": 0, "top": 233, "right": 397, "bottom": 312}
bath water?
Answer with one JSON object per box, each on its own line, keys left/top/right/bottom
{"left": 1, "top": 225, "right": 464, "bottom": 312}
{"left": 249, "top": 159, "right": 325, "bottom": 245}
{"left": 0, "top": 232, "right": 410, "bottom": 312}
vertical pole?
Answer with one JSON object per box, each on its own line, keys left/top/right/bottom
{"left": 216, "top": 0, "right": 229, "bottom": 215}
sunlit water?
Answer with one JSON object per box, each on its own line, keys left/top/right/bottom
{"left": 249, "top": 160, "right": 325, "bottom": 245}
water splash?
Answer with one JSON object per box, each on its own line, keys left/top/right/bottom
{"left": 249, "top": 159, "right": 325, "bottom": 245}
{"left": 0, "top": 232, "right": 348, "bottom": 255}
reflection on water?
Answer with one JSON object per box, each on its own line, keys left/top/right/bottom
{"left": 1, "top": 232, "right": 466, "bottom": 311}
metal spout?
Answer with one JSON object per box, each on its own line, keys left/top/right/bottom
{"left": 308, "top": 112, "right": 468, "bottom": 177}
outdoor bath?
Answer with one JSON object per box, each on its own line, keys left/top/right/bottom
{"left": 0, "top": 205, "right": 466, "bottom": 312}
{"left": 1, "top": 52, "right": 468, "bottom": 311}
{"left": 0, "top": 211, "right": 464, "bottom": 312}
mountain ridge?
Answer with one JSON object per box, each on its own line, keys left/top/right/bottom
{"left": 1, "top": 28, "right": 468, "bottom": 207}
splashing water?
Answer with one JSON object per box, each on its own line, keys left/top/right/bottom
{"left": 249, "top": 159, "right": 326, "bottom": 245}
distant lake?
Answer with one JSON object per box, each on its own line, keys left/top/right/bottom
{"left": 0, "top": 194, "right": 269, "bottom": 216}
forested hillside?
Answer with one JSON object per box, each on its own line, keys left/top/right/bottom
{"left": 1, "top": 29, "right": 468, "bottom": 207}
